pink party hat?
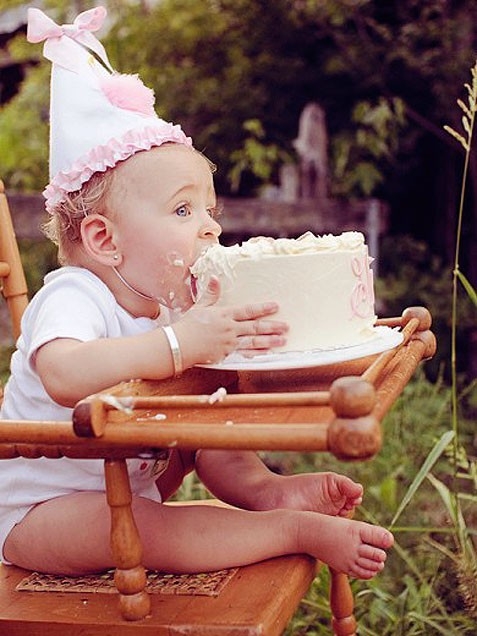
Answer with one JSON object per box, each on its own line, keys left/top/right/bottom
{"left": 27, "top": 6, "right": 192, "bottom": 213}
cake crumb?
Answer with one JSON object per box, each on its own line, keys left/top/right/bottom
{"left": 208, "top": 387, "right": 227, "bottom": 404}
{"left": 137, "top": 413, "right": 167, "bottom": 422}
{"left": 100, "top": 395, "right": 134, "bottom": 414}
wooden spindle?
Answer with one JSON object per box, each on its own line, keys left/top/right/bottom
{"left": 329, "top": 568, "right": 357, "bottom": 635}
{"left": 104, "top": 459, "right": 150, "bottom": 621}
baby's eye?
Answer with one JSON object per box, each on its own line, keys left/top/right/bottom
{"left": 175, "top": 204, "right": 191, "bottom": 218}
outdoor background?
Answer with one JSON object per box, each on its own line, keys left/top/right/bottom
{"left": 0, "top": 1, "right": 476, "bottom": 634}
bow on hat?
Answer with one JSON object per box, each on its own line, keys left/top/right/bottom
{"left": 27, "top": 7, "right": 111, "bottom": 74}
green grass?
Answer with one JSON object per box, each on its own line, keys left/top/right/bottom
{"left": 279, "top": 372, "right": 477, "bottom": 634}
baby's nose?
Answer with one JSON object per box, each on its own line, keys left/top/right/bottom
{"left": 201, "top": 215, "right": 222, "bottom": 239}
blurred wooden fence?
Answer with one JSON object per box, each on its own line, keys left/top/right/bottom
{"left": 8, "top": 192, "right": 388, "bottom": 251}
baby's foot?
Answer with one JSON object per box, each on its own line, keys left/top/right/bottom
{"left": 300, "top": 514, "right": 394, "bottom": 579}
{"left": 316, "top": 472, "right": 363, "bottom": 517}
{"left": 278, "top": 471, "right": 363, "bottom": 516}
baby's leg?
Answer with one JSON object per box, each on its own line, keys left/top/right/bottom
{"left": 4, "top": 492, "right": 393, "bottom": 579}
{"left": 5, "top": 493, "right": 299, "bottom": 575}
{"left": 134, "top": 499, "right": 393, "bottom": 579}
{"left": 3, "top": 492, "right": 114, "bottom": 575}
{"left": 155, "top": 449, "right": 196, "bottom": 501}
{"left": 4, "top": 493, "right": 297, "bottom": 575}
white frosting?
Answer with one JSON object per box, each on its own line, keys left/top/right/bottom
{"left": 191, "top": 231, "right": 377, "bottom": 352}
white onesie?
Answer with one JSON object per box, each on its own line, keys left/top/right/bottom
{"left": 0, "top": 267, "right": 171, "bottom": 559}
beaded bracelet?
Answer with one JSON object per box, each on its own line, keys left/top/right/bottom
{"left": 163, "top": 325, "right": 183, "bottom": 376}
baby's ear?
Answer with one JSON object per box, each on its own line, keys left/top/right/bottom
{"left": 80, "top": 214, "right": 119, "bottom": 266}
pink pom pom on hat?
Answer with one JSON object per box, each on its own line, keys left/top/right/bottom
{"left": 27, "top": 6, "right": 192, "bottom": 213}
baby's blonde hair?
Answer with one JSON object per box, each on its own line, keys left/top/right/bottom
{"left": 43, "top": 169, "right": 115, "bottom": 264}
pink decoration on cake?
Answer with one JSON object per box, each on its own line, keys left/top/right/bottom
{"left": 350, "top": 251, "right": 375, "bottom": 318}
{"left": 100, "top": 74, "right": 156, "bottom": 117}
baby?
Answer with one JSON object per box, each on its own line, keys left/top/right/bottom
{"left": 0, "top": 7, "right": 393, "bottom": 578}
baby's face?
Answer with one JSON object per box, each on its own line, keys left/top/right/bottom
{"left": 109, "top": 144, "right": 221, "bottom": 312}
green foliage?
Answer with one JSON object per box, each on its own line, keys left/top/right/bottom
{"left": 390, "top": 430, "right": 455, "bottom": 528}
{"left": 443, "top": 61, "right": 477, "bottom": 441}
{"left": 228, "top": 119, "right": 292, "bottom": 193}
{"left": 0, "top": 64, "right": 49, "bottom": 191}
{"left": 0, "top": 0, "right": 79, "bottom": 190}
{"left": 457, "top": 271, "right": 477, "bottom": 308}
{"left": 0, "top": 0, "right": 29, "bottom": 11}
{"left": 332, "top": 97, "right": 406, "bottom": 197}
{"left": 376, "top": 235, "right": 475, "bottom": 380}
{"left": 17, "top": 239, "right": 58, "bottom": 296}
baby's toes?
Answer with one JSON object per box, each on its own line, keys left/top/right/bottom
{"left": 337, "top": 501, "right": 359, "bottom": 517}
{"left": 358, "top": 543, "right": 388, "bottom": 565}
{"left": 359, "top": 523, "right": 394, "bottom": 550}
{"left": 339, "top": 477, "right": 363, "bottom": 501}
{"left": 351, "top": 559, "right": 385, "bottom": 580}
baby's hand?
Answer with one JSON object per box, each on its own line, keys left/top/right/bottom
{"left": 174, "top": 276, "right": 288, "bottom": 366}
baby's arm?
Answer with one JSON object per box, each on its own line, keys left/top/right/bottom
{"left": 35, "top": 282, "right": 287, "bottom": 407}
{"left": 35, "top": 330, "right": 183, "bottom": 407}
{"left": 195, "top": 450, "right": 363, "bottom": 518}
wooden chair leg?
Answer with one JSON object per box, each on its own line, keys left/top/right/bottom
{"left": 104, "top": 458, "right": 151, "bottom": 621}
{"left": 329, "top": 568, "right": 357, "bottom": 636}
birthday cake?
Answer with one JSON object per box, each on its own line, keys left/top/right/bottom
{"left": 191, "top": 231, "right": 377, "bottom": 353}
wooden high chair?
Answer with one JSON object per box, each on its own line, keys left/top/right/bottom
{"left": 0, "top": 179, "right": 29, "bottom": 406}
{"left": 0, "top": 180, "right": 436, "bottom": 635}
{"left": 0, "top": 180, "right": 29, "bottom": 342}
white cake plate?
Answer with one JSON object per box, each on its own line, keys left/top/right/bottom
{"left": 197, "top": 326, "right": 404, "bottom": 371}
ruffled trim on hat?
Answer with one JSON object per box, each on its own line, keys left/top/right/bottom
{"left": 44, "top": 123, "right": 193, "bottom": 212}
